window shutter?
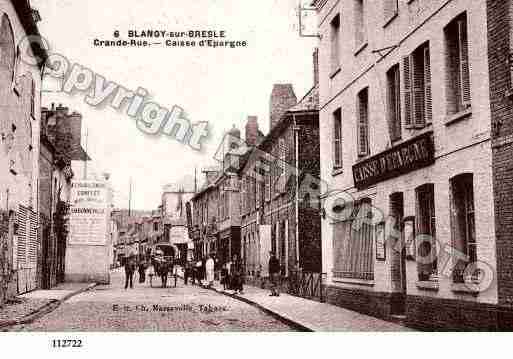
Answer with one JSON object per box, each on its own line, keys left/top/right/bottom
{"left": 413, "top": 51, "right": 425, "bottom": 128}
{"left": 423, "top": 46, "right": 432, "bottom": 123}
{"left": 403, "top": 56, "right": 414, "bottom": 129}
{"left": 387, "top": 66, "right": 401, "bottom": 141}
{"left": 357, "top": 91, "right": 369, "bottom": 156}
{"left": 458, "top": 19, "right": 471, "bottom": 108}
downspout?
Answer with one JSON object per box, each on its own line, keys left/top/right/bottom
{"left": 293, "top": 115, "right": 300, "bottom": 268}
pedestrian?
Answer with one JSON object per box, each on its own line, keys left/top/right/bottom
{"left": 194, "top": 258, "right": 203, "bottom": 286}
{"left": 184, "top": 260, "right": 192, "bottom": 285}
{"left": 138, "top": 256, "right": 146, "bottom": 283}
{"left": 231, "top": 255, "right": 244, "bottom": 294}
{"left": 220, "top": 263, "right": 229, "bottom": 290}
{"left": 268, "top": 251, "right": 280, "bottom": 296}
{"left": 124, "top": 254, "right": 136, "bottom": 289}
{"left": 205, "top": 254, "right": 215, "bottom": 287}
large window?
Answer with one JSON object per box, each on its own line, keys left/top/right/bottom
{"left": 333, "top": 108, "right": 343, "bottom": 169}
{"left": 354, "top": 0, "right": 366, "bottom": 49}
{"left": 387, "top": 64, "right": 401, "bottom": 141}
{"left": 403, "top": 42, "right": 432, "bottom": 129}
{"left": 333, "top": 199, "right": 374, "bottom": 280}
{"left": 416, "top": 183, "right": 437, "bottom": 281}
{"left": 450, "top": 173, "right": 476, "bottom": 283}
{"left": 357, "top": 88, "right": 369, "bottom": 157}
{"left": 330, "top": 14, "right": 341, "bottom": 73}
{"left": 445, "top": 13, "right": 471, "bottom": 115}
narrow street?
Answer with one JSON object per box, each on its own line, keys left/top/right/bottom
{"left": 7, "top": 269, "right": 295, "bottom": 332}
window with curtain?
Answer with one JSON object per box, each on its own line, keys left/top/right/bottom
{"left": 333, "top": 108, "right": 343, "bottom": 169}
{"left": 450, "top": 173, "right": 476, "bottom": 283}
{"left": 332, "top": 199, "right": 374, "bottom": 280}
{"left": 357, "top": 88, "right": 369, "bottom": 157}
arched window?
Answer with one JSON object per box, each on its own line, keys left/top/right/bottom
{"left": 0, "top": 14, "right": 15, "bottom": 76}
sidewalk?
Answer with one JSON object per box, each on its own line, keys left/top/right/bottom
{"left": 0, "top": 282, "right": 96, "bottom": 329}
{"left": 202, "top": 279, "right": 413, "bottom": 332}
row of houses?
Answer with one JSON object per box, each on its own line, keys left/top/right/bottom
{"left": 187, "top": 0, "right": 513, "bottom": 330}
{"left": 111, "top": 185, "right": 195, "bottom": 265}
{"left": 189, "top": 50, "right": 322, "bottom": 287}
{"left": 0, "top": 1, "right": 92, "bottom": 306}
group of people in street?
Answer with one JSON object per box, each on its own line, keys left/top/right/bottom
{"left": 183, "top": 253, "right": 245, "bottom": 294}
{"left": 122, "top": 250, "right": 283, "bottom": 297}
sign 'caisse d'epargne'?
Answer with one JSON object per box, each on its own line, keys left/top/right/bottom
{"left": 352, "top": 131, "right": 435, "bottom": 190}
{"left": 69, "top": 180, "right": 108, "bottom": 245}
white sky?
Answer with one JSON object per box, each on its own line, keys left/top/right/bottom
{"left": 32, "top": 0, "right": 317, "bottom": 210}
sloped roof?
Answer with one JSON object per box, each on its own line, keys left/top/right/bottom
{"left": 288, "top": 85, "right": 319, "bottom": 113}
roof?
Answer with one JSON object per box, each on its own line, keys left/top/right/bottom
{"left": 13, "top": 1, "right": 48, "bottom": 68}
{"left": 288, "top": 85, "right": 319, "bottom": 113}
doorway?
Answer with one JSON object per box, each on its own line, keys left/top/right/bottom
{"left": 390, "top": 192, "right": 406, "bottom": 315}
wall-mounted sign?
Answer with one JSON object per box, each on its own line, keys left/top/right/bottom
{"left": 353, "top": 132, "right": 434, "bottom": 189}
{"left": 186, "top": 202, "right": 193, "bottom": 237}
{"left": 69, "top": 180, "right": 108, "bottom": 245}
{"left": 375, "top": 222, "right": 386, "bottom": 261}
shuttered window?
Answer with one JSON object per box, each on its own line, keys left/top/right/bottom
{"left": 386, "top": 64, "right": 401, "bottom": 141}
{"left": 403, "top": 42, "right": 431, "bottom": 129}
{"left": 332, "top": 199, "right": 374, "bottom": 280}
{"left": 333, "top": 108, "right": 343, "bottom": 169}
{"left": 445, "top": 13, "right": 471, "bottom": 114}
{"left": 357, "top": 88, "right": 369, "bottom": 157}
{"left": 383, "top": 0, "right": 398, "bottom": 24}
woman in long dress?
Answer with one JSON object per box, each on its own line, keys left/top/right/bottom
{"left": 205, "top": 254, "right": 215, "bottom": 287}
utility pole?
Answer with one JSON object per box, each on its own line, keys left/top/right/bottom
{"left": 194, "top": 168, "right": 197, "bottom": 193}
{"left": 128, "top": 177, "right": 132, "bottom": 217}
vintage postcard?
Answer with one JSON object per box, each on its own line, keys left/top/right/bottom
{"left": 1, "top": 0, "right": 513, "bottom": 354}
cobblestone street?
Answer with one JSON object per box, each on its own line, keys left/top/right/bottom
{"left": 7, "top": 269, "right": 295, "bottom": 332}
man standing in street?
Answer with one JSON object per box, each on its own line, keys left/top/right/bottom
{"left": 205, "top": 253, "right": 215, "bottom": 288}
{"left": 268, "top": 251, "right": 280, "bottom": 296}
{"left": 124, "top": 254, "right": 136, "bottom": 289}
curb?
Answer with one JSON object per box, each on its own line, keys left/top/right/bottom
{"left": 198, "top": 282, "right": 313, "bottom": 332}
{"left": 0, "top": 283, "right": 97, "bottom": 330}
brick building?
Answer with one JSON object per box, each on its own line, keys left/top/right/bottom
{"left": 238, "top": 80, "right": 321, "bottom": 285}
{"left": 313, "top": 0, "right": 513, "bottom": 330}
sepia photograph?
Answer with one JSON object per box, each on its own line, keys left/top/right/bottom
{"left": 1, "top": 0, "right": 513, "bottom": 355}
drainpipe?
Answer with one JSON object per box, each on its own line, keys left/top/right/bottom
{"left": 293, "top": 115, "right": 300, "bottom": 268}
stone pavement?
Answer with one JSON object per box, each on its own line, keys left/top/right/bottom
{"left": 1, "top": 281, "right": 96, "bottom": 329}
{"left": 205, "top": 279, "right": 413, "bottom": 331}
{"left": 7, "top": 268, "right": 295, "bottom": 331}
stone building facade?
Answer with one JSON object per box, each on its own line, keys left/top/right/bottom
{"left": 313, "top": 0, "right": 513, "bottom": 330}
{"left": 0, "top": 0, "right": 46, "bottom": 303}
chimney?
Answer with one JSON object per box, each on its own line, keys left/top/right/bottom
{"left": 313, "top": 48, "right": 319, "bottom": 85}
{"left": 245, "top": 116, "right": 259, "bottom": 147}
{"left": 269, "top": 84, "right": 296, "bottom": 130}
